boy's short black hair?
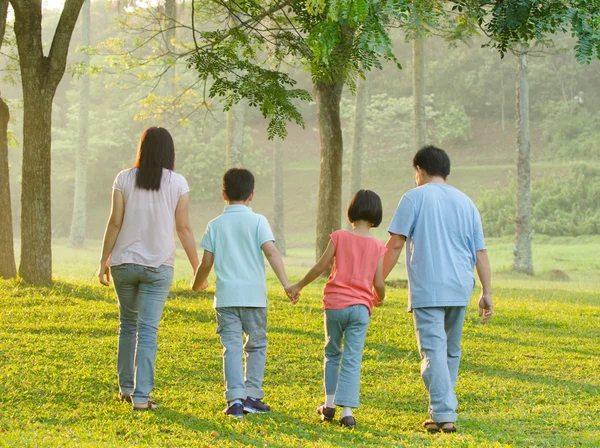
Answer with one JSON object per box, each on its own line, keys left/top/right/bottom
{"left": 413, "top": 145, "right": 451, "bottom": 179}
{"left": 347, "top": 190, "right": 383, "bottom": 227}
{"left": 223, "top": 168, "right": 255, "bottom": 201}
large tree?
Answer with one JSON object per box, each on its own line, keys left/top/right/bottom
{"left": 0, "top": 0, "right": 16, "bottom": 279}
{"left": 10, "top": 0, "right": 85, "bottom": 284}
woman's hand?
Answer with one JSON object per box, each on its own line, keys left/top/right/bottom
{"left": 98, "top": 262, "right": 111, "bottom": 286}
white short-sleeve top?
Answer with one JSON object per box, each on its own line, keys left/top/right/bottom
{"left": 109, "top": 168, "right": 190, "bottom": 268}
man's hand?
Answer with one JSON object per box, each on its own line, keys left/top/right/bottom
{"left": 98, "top": 263, "right": 110, "bottom": 286}
{"left": 478, "top": 293, "right": 493, "bottom": 324}
{"left": 286, "top": 284, "right": 301, "bottom": 305}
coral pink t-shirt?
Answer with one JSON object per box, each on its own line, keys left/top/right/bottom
{"left": 323, "top": 230, "right": 387, "bottom": 314}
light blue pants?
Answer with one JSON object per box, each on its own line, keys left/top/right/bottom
{"left": 216, "top": 307, "right": 268, "bottom": 402}
{"left": 413, "top": 306, "right": 467, "bottom": 423}
{"left": 111, "top": 264, "right": 174, "bottom": 405}
{"left": 324, "top": 305, "right": 370, "bottom": 408}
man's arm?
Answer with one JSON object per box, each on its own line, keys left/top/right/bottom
{"left": 191, "top": 250, "right": 214, "bottom": 292}
{"left": 475, "top": 249, "right": 493, "bottom": 323}
{"left": 383, "top": 234, "right": 407, "bottom": 280}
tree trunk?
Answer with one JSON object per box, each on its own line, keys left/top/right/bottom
{"left": 68, "top": 0, "right": 90, "bottom": 248}
{"left": 0, "top": 0, "right": 16, "bottom": 279}
{"left": 11, "top": 0, "right": 84, "bottom": 284}
{"left": 272, "top": 139, "right": 286, "bottom": 255}
{"left": 500, "top": 58, "right": 506, "bottom": 132}
{"left": 225, "top": 101, "right": 244, "bottom": 169}
{"left": 314, "top": 80, "right": 344, "bottom": 261}
{"left": 514, "top": 44, "right": 534, "bottom": 275}
{"left": 0, "top": 97, "right": 16, "bottom": 279}
{"left": 412, "top": 37, "right": 427, "bottom": 150}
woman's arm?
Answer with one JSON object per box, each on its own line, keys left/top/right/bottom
{"left": 99, "top": 189, "right": 125, "bottom": 286}
{"left": 191, "top": 250, "right": 214, "bottom": 292}
{"left": 287, "top": 241, "right": 336, "bottom": 298}
{"left": 175, "top": 193, "right": 200, "bottom": 272}
{"left": 372, "top": 256, "right": 385, "bottom": 306}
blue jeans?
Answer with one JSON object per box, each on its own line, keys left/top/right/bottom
{"left": 324, "top": 305, "right": 370, "bottom": 408}
{"left": 111, "top": 263, "right": 174, "bottom": 405}
{"left": 216, "top": 307, "right": 268, "bottom": 402}
{"left": 413, "top": 306, "right": 467, "bottom": 423}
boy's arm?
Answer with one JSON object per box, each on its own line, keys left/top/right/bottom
{"left": 475, "top": 249, "right": 493, "bottom": 323}
{"left": 372, "top": 257, "right": 385, "bottom": 306}
{"left": 383, "top": 234, "right": 406, "bottom": 280}
{"left": 261, "top": 240, "right": 290, "bottom": 287}
{"left": 288, "top": 241, "right": 336, "bottom": 298}
{"left": 191, "top": 250, "right": 214, "bottom": 292}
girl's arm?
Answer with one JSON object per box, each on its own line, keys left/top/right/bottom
{"left": 175, "top": 193, "right": 200, "bottom": 272}
{"left": 372, "top": 256, "right": 386, "bottom": 306}
{"left": 288, "top": 241, "right": 336, "bottom": 297}
{"left": 191, "top": 250, "right": 214, "bottom": 292}
{"left": 99, "top": 189, "right": 125, "bottom": 286}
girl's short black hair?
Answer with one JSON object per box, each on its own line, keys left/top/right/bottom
{"left": 134, "top": 127, "right": 175, "bottom": 191}
{"left": 413, "top": 145, "right": 451, "bottom": 179}
{"left": 223, "top": 168, "right": 255, "bottom": 201}
{"left": 347, "top": 189, "right": 383, "bottom": 227}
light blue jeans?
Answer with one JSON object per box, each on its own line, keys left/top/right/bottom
{"left": 111, "top": 263, "right": 174, "bottom": 405}
{"left": 216, "top": 307, "right": 268, "bottom": 402}
{"left": 412, "top": 306, "right": 467, "bottom": 423}
{"left": 324, "top": 305, "right": 370, "bottom": 408}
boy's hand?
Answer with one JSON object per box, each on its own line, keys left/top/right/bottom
{"left": 191, "top": 279, "right": 209, "bottom": 291}
{"left": 285, "top": 284, "right": 301, "bottom": 304}
{"left": 478, "top": 293, "right": 493, "bottom": 324}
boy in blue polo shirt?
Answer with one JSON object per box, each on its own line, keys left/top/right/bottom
{"left": 191, "top": 168, "right": 296, "bottom": 419}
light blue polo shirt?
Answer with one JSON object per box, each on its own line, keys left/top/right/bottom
{"left": 201, "top": 205, "right": 275, "bottom": 308}
{"left": 388, "top": 183, "right": 486, "bottom": 310}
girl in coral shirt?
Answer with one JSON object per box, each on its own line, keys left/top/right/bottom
{"left": 288, "top": 190, "right": 386, "bottom": 429}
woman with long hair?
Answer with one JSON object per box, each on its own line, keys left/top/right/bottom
{"left": 98, "top": 127, "right": 199, "bottom": 410}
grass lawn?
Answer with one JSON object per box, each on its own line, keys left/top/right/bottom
{"left": 1, "top": 239, "right": 600, "bottom": 447}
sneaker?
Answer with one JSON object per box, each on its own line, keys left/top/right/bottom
{"left": 243, "top": 397, "right": 271, "bottom": 414}
{"left": 339, "top": 415, "right": 356, "bottom": 429}
{"left": 317, "top": 404, "right": 336, "bottom": 422}
{"left": 223, "top": 402, "right": 244, "bottom": 419}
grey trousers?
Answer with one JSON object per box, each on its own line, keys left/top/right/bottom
{"left": 216, "top": 307, "right": 268, "bottom": 402}
{"left": 413, "top": 306, "right": 467, "bottom": 423}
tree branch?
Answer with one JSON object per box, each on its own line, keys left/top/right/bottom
{"left": 0, "top": 0, "right": 8, "bottom": 54}
{"left": 47, "top": 0, "right": 85, "bottom": 87}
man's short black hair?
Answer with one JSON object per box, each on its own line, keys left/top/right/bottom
{"left": 413, "top": 145, "right": 451, "bottom": 179}
{"left": 223, "top": 168, "right": 255, "bottom": 201}
{"left": 347, "top": 189, "right": 383, "bottom": 227}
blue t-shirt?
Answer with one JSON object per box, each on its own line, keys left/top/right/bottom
{"left": 388, "top": 183, "right": 486, "bottom": 310}
{"left": 201, "top": 205, "right": 275, "bottom": 308}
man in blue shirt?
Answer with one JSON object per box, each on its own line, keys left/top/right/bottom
{"left": 191, "top": 168, "right": 296, "bottom": 419}
{"left": 383, "top": 146, "right": 493, "bottom": 434}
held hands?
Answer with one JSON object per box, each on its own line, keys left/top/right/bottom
{"left": 478, "top": 293, "right": 493, "bottom": 324}
{"left": 285, "top": 284, "right": 301, "bottom": 305}
{"left": 98, "top": 262, "right": 110, "bottom": 286}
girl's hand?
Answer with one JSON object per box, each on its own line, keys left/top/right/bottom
{"left": 373, "top": 297, "right": 384, "bottom": 307}
{"left": 285, "top": 284, "right": 301, "bottom": 304}
{"left": 98, "top": 262, "right": 110, "bottom": 286}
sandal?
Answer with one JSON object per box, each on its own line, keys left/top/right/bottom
{"left": 132, "top": 399, "right": 158, "bottom": 411}
{"left": 422, "top": 419, "right": 456, "bottom": 433}
{"left": 118, "top": 392, "right": 132, "bottom": 403}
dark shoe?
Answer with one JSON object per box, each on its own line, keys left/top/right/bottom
{"left": 317, "top": 404, "right": 336, "bottom": 422}
{"left": 118, "top": 392, "right": 132, "bottom": 403}
{"left": 339, "top": 415, "right": 356, "bottom": 429}
{"left": 132, "top": 399, "right": 158, "bottom": 411}
{"left": 223, "top": 402, "right": 244, "bottom": 419}
{"left": 243, "top": 397, "right": 271, "bottom": 414}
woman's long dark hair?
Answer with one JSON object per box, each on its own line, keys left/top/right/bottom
{"left": 134, "top": 127, "right": 175, "bottom": 191}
